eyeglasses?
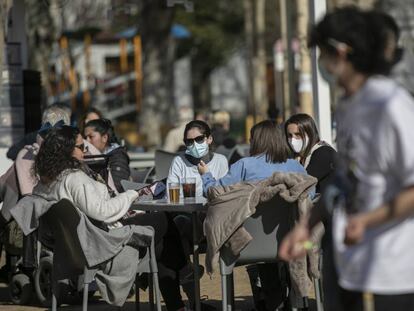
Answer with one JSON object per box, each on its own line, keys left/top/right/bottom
{"left": 184, "top": 135, "right": 206, "bottom": 147}
{"left": 75, "top": 143, "right": 86, "bottom": 152}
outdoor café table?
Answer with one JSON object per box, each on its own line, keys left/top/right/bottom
{"left": 131, "top": 197, "right": 208, "bottom": 311}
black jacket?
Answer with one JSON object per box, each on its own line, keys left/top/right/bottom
{"left": 102, "top": 147, "right": 131, "bottom": 193}
{"left": 306, "top": 145, "right": 336, "bottom": 194}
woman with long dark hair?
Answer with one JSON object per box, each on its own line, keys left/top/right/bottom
{"left": 34, "top": 126, "right": 188, "bottom": 311}
{"left": 285, "top": 113, "right": 336, "bottom": 194}
{"left": 84, "top": 118, "right": 130, "bottom": 193}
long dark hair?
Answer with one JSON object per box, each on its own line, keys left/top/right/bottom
{"left": 285, "top": 114, "right": 320, "bottom": 161}
{"left": 250, "top": 120, "right": 290, "bottom": 163}
{"left": 84, "top": 118, "right": 120, "bottom": 145}
{"left": 34, "top": 126, "right": 82, "bottom": 185}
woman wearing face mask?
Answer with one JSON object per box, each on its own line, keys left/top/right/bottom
{"left": 167, "top": 120, "right": 228, "bottom": 310}
{"left": 198, "top": 120, "right": 310, "bottom": 310}
{"left": 167, "top": 120, "right": 228, "bottom": 197}
{"left": 279, "top": 7, "right": 414, "bottom": 311}
{"left": 199, "top": 120, "right": 308, "bottom": 194}
{"left": 285, "top": 113, "right": 336, "bottom": 194}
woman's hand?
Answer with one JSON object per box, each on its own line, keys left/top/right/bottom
{"left": 279, "top": 222, "right": 310, "bottom": 261}
{"left": 136, "top": 186, "right": 152, "bottom": 197}
{"left": 197, "top": 160, "right": 209, "bottom": 175}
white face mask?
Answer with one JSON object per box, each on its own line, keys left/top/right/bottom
{"left": 289, "top": 136, "right": 308, "bottom": 154}
{"left": 318, "top": 58, "right": 337, "bottom": 85}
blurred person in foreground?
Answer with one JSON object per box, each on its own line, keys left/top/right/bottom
{"left": 6, "top": 103, "right": 71, "bottom": 160}
{"left": 84, "top": 118, "right": 130, "bottom": 193}
{"left": 279, "top": 7, "right": 414, "bottom": 311}
{"left": 163, "top": 106, "right": 194, "bottom": 153}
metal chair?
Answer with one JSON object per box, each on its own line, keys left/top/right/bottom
{"left": 121, "top": 179, "right": 149, "bottom": 193}
{"left": 42, "top": 199, "right": 161, "bottom": 311}
{"left": 130, "top": 167, "right": 155, "bottom": 184}
{"left": 219, "top": 195, "right": 309, "bottom": 311}
{"left": 154, "top": 150, "right": 176, "bottom": 180}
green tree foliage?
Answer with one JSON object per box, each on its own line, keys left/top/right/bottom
{"left": 174, "top": 1, "right": 245, "bottom": 108}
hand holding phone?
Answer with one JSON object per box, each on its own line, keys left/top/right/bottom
{"left": 136, "top": 181, "right": 166, "bottom": 197}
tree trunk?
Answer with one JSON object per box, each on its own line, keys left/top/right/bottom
{"left": 139, "top": 0, "right": 175, "bottom": 148}
{"left": 24, "top": 0, "right": 60, "bottom": 103}
{"left": 0, "top": 0, "right": 13, "bottom": 90}
{"left": 297, "top": 0, "right": 313, "bottom": 116}
{"left": 244, "top": 0, "right": 268, "bottom": 121}
{"left": 191, "top": 67, "right": 211, "bottom": 112}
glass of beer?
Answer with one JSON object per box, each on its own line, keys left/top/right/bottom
{"left": 168, "top": 182, "right": 180, "bottom": 203}
{"left": 181, "top": 177, "right": 196, "bottom": 200}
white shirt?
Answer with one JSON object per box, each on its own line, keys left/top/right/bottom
{"left": 333, "top": 76, "right": 414, "bottom": 293}
{"left": 167, "top": 153, "right": 228, "bottom": 197}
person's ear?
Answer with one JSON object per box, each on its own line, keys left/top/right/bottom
{"left": 336, "top": 43, "right": 351, "bottom": 61}
{"left": 206, "top": 135, "right": 213, "bottom": 145}
{"left": 102, "top": 134, "right": 109, "bottom": 144}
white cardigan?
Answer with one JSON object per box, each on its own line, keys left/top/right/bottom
{"left": 34, "top": 169, "right": 138, "bottom": 224}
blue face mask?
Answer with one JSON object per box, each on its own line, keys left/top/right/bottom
{"left": 185, "top": 141, "right": 209, "bottom": 158}
{"left": 318, "top": 59, "right": 337, "bottom": 85}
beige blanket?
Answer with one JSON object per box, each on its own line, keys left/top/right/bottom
{"left": 204, "top": 172, "right": 323, "bottom": 297}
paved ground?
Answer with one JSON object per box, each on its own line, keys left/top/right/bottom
{"left": 0, "top": 254, "right": 256, "bottom": 311}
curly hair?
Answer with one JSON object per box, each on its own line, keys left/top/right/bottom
{"left": 34, "top": 126, "right": 82, "bottom": 185}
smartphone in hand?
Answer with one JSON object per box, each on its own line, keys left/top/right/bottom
{"left": 136, "top": 181, "right": 166, "bottom": 198}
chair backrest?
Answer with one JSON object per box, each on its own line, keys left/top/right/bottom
{"left": 221, "top": 195, "right": 297, "bottom": 266}
{"left": 130, "top": 167, "right": 154, "bottom": 184}
{"left": 121, "top": 179, "right": 148, "bottom": 192}
{"left": 42, "top": 199, "right": 86, "bottom": 273}
{"left": 215, "top": 145, "right": 237, "bottom": 162}
{"left": 154, "top": 150, "right": 176, "bottom": 180}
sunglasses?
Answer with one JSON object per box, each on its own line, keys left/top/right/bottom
{"left": 184, "top": 135, "right": 206, "bottom": 147}
{"left": 75, "top": 143, "right": 86, "bottom": 152}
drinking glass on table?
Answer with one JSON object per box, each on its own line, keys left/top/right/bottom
{"left": 181, "top": 177, "right": 196, "bottom": 201}
{"left": 168, "top": 182, "right": 180, "bottom": 203}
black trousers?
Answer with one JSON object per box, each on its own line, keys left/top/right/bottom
{"left": 340, "top": 287, "right": 414, "bottom": 311}
{"left": 121, "top": 212, "right": 186, "bottom": 311}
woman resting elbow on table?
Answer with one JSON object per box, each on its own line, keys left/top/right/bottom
{"left": 198, "top": 120, "right": 310, "bottom": 310}
{"left": 33, "top": 126, "right": 188, "bottom": 311}
{"left": 198, "top": 120, "right": 308, "bottom": 194}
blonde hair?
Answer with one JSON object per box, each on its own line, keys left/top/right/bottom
{"left": 42, "top": 104, "right": 71, "bottom": 126}
{"left": 212, "top": 111, "right": 230, "bottom": 126}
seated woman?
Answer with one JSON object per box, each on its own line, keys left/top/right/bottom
{"left": 167, "top": 120, "right": 228, "bottom": 309}
{"left": 79, "top": 106, "right": 103, "bottom": 134}
{"left": 167, "top": 120, "right": 229, "bottom": 197}
{"left": 199, "top": 119, "right": 307, "bottom": 193}
{"left": 198, "top": 120, "right": 309, "bottom": 311}
{"left": 285, "top": 113, "right": 336, "bottom": 194}
{"left": 84, "top": 118, "right": 130, "bottom": 193}
{"left": 33, "top": 126, "right": 187, "bottom": 311}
